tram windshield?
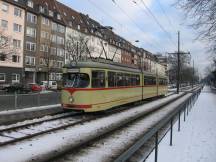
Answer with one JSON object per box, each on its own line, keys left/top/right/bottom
{"left": 64, "top": 73, "right": 89, "bottom": 88}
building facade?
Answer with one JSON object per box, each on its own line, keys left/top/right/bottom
{"left": 22, "top": 0, "right": 66, "bottom": 83}
{"left": 0, "top": 0, "right": 25, "bottom": 87}
{"left": 0, "top": 0, "right": 166, "bottom": 88}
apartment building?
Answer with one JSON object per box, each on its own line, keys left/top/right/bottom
{"left": 57, "top": 3, "right": 91, "bottom": 63}
{"left": 0, "top": 0, "right": 25, "bottom": 86}
{"left": 0, "top": 0, "right": 165, "bottom": 87}
{"left": 24, "top": 2, "right": 38, "bottom": 83}
{"left": 23, "top": 0, "right": 66, "bottom": 83}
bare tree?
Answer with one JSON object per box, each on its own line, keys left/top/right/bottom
{"left": 177, "top": 0, "right": 216, "bottom": 53}
{"left": 65, "top": 34, "right": 93, "bottom": 63}
{"left": 168, "top": 52, "right": 192, "bottom": 83}
{"left": 0, "top": 30, "right": 19, "bottom": 61}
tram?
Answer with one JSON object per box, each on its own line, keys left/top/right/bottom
{"left": 61, "top": 61, "right": 167, "bottom": 112}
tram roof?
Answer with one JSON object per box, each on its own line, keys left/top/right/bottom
{"left": 64, "top": 61, "right": 140, "bottom": 73}
{"left": 64, "top": 60, "right": 160, "bottom": 76}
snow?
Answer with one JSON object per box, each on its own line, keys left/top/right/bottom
{"left": 0, "top": 112, "right": 74, "bottom": 130}
{"left": 146, "top": 86, "right": 216, "bottom": 162}
{"left": 55, "top": 94, "right": 192, "bottom": 162}
{"left": 0, "top": 93, "right": 183, "bottom": 162}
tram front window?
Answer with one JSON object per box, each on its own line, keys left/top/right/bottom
{"left": 64, "top": 73, "right": 89, "bottom": 88}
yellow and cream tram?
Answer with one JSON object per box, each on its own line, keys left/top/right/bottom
{"left": 61, "top": 61, "right": 167, "bottom": 112}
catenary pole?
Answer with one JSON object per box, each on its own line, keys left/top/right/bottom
{"left": 177, "top": 31, "right": 180, "bottom": 94}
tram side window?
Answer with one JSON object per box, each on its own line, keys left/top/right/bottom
{"left": 152, "top": 77, "right": 156, "bottom": 85}
{"left": 130, "top": 75, "right": 136, "bottom": 86}
{"left": 144, "top": 76, "right": 156, "bottom": 85}
{"left": 117, "top": 73, "right": 124, "bottom": 87}
{"left": 125, "top": 74, "right": 131, "bottom": 86}
{"left": 108, "top": 71, "right": 116, "bottom": 87}
{"left": 159, "top": 79, "right": 167, "bottom": 85}
{"left": 136, "top": 75, "right": 140, "bottom": 85}
{"left": 92, "top": 70, "right": 105, "bottom": 88}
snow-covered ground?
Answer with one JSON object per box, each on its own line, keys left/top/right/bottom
{"left": 146, "top": 86, "right": 216, "bottom": 162}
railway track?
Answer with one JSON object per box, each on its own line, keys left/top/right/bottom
{"left": 52, "top": 93, "right": 198, "bottom": 162}
{"left": 0, "top": 91, "right": 189, "bottom": 162}
{"left": 0, "top": 93, "right": 175, "bottom": 147}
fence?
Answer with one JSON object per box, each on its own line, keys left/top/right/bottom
{"left": 114, "top": 87, "right": 202, "bottom": 162}
{"left": 0, "top": 91, "right": 61, "bottom": 111}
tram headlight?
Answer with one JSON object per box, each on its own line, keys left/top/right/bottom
{"left": 69, "top": 96, "right": 74, "bottom": 103}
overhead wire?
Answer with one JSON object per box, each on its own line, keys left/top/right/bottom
{"left": 156, "top": 0, "right": 177, "bottom": 33}
{"left": 110, "top": 0, "right": 165, "bottom": 52}
{"left": 137, "top": 0, "right": 177, "bottom": 49}
{"left": 87, "top": 0, "right": 163, "bottom": 52}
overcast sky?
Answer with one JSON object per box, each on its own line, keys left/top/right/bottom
{"left": 59, "top": 0, "right": 211, "bottom": 76}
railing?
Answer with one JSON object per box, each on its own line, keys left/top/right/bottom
{"left": 114, "top": 87, "right": 202, "bottom": 162}
{"left": 0, "top": 91, "right": 60, "bottom": 111}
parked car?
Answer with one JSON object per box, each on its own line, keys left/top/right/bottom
{"left": 40, "top": 81, "right": 58, "bottom": 90}
{"left": 28, "top": 83, "right": 42, "bottom": 92}
{"left": 3, "top": 83, "right": 31, "bottom": 94}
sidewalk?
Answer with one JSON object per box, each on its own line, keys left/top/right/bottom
{"left": 146, "top": 86, "right": 216, "bottom": 162}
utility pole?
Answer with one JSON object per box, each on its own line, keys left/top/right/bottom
{"left": 168, "top": 31, "right": 190, "bottom": 94}
{"left": 177, "top": 31, "right": 180, "bottom": 94}
{"left": 192, "top": 60, "right": 194, "bottom": 89}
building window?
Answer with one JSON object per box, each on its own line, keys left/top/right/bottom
{"left": 27, "top": 0, "right": 34, "bottom": 8}
{"left": 51, "top": 34, "right": 57, "bottom": 43}
{"left": 13, "top": 23, "right": 22, "bottom": 32}
{"left": 2, "top": 3, "right": 9, "bottom": 12}
{"left": 0, "top": 73, "right": 6, "bottom": 82}
{"left": 25, "top": 56, "right": 35, "bottom": 65}
{"left": 49, "top": 10, "right": 53, "bottom": 17}
{"left": 26, "top": 27, "right": 36, "bottom": 37}
{"left": 51, "top": 47, "right": 56, "bottom": 55}
{"left": 12, "top": 55, "right": 20, "bottom": 63}
{"left": 57, "top": 14, "right": 61, "bottom": 20}
{"left": 49, "top": 73, "right": 62, "bottom": 81}
{"left": 69, "top": 21, "right": 72, "bottom": 27}
{"left": 55, "top": 73, "right": 62, "bottom": 81}
{"left": 14, "top": 8, "right": 22, "bottom": 17}
{"left": 57, "top": 36, "right": 64, "bottom": 45}
{"left": 1, "top": 20, "right": 8, "bottom": 29}
{"left": 13, "top": 39, "right": 21, "bottom": 48}
{"left": 27, "top": 12, "right": 37, "bottom": 24}
{"left": 40, "top": 44, "right": 49, "bottom": 52}
{"left": 77, "top": 25, "right": 80, "bottom": 30}
{"left": 42, "top": 17, "right": 49, "bottom": 26}
{"left": 51, "top": 22, "right": 57, "bottom": 31}
{"left": 57, "top": 48, "right": 64, "bottom": 57}
{"left": 12, "top": 74, "right": 20, "bottom": 83}
{"left": 57, "top": 24, "right": 65, "bottom": 33}
{"left": 39, "top": 58, "right": 46, "bottom": 65}
{"left": 57, "top": 61, "right": 63, "bottom": 68}
{"left": 0, "top": 54, "right": 6, "bottom": 61}
{"left": 41, "top": 31, "right": 49, "bottom": 39}
{"left": 39, "top": 6, "right": 44, "bottom": 13}
{"left": 49, "top": 73, "right": 55, "bottom": 80}
{"left": 26, "top": 41, "right": 36, "bottom": 51}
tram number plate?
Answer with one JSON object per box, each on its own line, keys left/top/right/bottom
{"left": 68, "top": 69, "right": 80, "bottom": 73}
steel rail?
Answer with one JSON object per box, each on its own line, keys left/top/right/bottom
{"left": 0, "top": 93, "right": 176, "bottom": 147}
